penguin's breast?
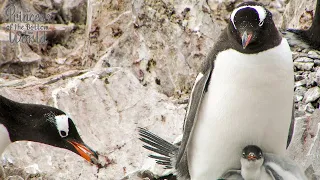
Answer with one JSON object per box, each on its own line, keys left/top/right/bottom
{"left": 0, "top": 124, "right": 12, "bottom": 155}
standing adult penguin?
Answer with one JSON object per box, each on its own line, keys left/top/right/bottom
{"left": 140, "top": 1, "right": 294, "bottom": 179}
{"left": 0, "top": 95, "right": 99, "bottom": 165}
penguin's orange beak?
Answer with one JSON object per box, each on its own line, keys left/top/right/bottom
{"left": 67, "top": 140, "right": 99, "bottom": 164}
{"left": 247, "top": 153, "right": 257, "bottom": 161}
{"left": 241, "top": 31, "right": 253, "bottom": 49}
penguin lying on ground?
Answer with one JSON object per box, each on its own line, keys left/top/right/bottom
{"left": 0, "top": 95, "right": 99, "bottom": 165}
{"left": 140, "top": 1, "right": 294, "bottom": 179}
{"left": 221, "top": 145, "right": 307, "bottom": 180}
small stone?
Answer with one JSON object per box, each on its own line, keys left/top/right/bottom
{"left": 303, "top": 86, "right": 320, "bottom": 103}
{"left": 295, "top": 86, "right": 307, "bottom": 96}
{"left": 305, "top": 103, "right": 315, "bottom": 113}
{"left": 308, "top": 51, "right": 320, "bottom": 59}
{"left": 295, "top": 95, "right": 303, "bottom": 102}
{"left": 24, "top": 164, "right": 40, "bottom": 175}
{"left": 0, "top": 165, "right": 5, "bottom": 179}
{"left": 304, "top": 165, "right": 315, "bottom": 180}
{"left": 297, "top": 103, "right": 307, "bottom": 113}
{"left": 295, "top": 79, "right": 306, "bottom": 87}
{"left": 306, "top": 72, "right": 317, "bottom": 87}
{"left": 302, "top": 49, "right": 309, "bottom": 53}
{"left": 294, "top": 109, "right": 306, "bottom": 118}
{"left": 294, "top": 74, "right": 305, "bottom": 81}
{"left": 316, "top": 69, "right": 320, "bottom": 85}
{"left": 295, "top": 71, "right": 304, "bottom": 76}
{"left": 294, "top": 57, "right": 314, "bottom": 62}
{"left": 294, "top": 62, "right": 314, "bottom": 71}
{"left": 314, "top": 60, "right": 320, "bottom": 66}
{"left": 292, "top": 52, "right": 301, "bottom": 60}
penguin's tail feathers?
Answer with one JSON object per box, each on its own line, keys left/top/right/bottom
{"left": 138, "top": 127, "right": 179, "bottom": 169}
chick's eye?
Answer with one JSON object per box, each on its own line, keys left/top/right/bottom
{"left": 242, "top": 152, "right": 246, "bottom": 157}
{"left": 60, "top": 130, "right": 67, "bottom": 137}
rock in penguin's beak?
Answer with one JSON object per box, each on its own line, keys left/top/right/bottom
{"left": 241, "top": 31, "right": 253, "bottom": 49}
{"left": 67, "top": 140, "right": 99, "bottom": 164}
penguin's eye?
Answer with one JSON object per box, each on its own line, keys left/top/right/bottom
{"left": 54, "top": 115, "right": 70, "bottom": 138}
{"left": 242, "top": 152, "right": 246, "bottom": 157}
{"left": 60, "top": 130, "right": 67, "bottom": 137}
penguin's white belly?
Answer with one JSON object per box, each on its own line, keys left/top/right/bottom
{"left": 0, "top": 124, "right": 11, "bottom": 155}
{"left": 188, "top": 39, "right": 294, "bottom": 179}
{"left": 242, "top": 166, "right": 273, "bottom": 180}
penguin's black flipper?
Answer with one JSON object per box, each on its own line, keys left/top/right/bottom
{"left": 286, "top": 105, "right": 295, "bottom": 148}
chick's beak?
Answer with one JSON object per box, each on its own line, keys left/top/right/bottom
{"left": 67, "top": 140, "right": 99, "bottom": 164}
{"left": 247, "top": 153, "right": 257, "bottom": 161}
{"left": 241, "top": 31, "right": 253, "bottom": 49}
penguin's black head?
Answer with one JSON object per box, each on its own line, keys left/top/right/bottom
{"left": 242, "top": 145, "right": 263, "bottom": 161}
{"left": 229, "top": 2, "right": 279, "bottom": 51}
{"left": 41, "top": 110, "right": 99, "bottom": 164}
{"left": 0, "top": 96, "right": 99, "bottom": 165}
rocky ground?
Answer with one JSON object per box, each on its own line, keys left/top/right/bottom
{"left": 0, "top": 0, "right": 319, "bottom": 179}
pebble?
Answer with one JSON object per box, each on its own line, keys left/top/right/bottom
{"left": 297, "top": 102, "right": 307, "bottom": 112}
{"left": 316, "top": 69, "right": 320, "bottom": 85}
{"left": 295, "top": 79, "right": 306, "bottom": 87}
{"left": 295, "top": 86, "right": 307, "bottom": 96}
{"left": 294, "top": 62, "right": 314, "bottom": 71}
{"left": 295, "top": 95, "right": 303, "bottom": 102}
{"left": 314, "top": 60, "right": 320, "bottom": 66}
{"left": 306, "top": 72, "right": 317, "bottom": 87}
{"left": 303, "top": 86, "right": 320, "bottom": 103}
{"left": 305, "top": 103, "right": 315, "bottom": 113}
{"left": 294, "top": 57, "right": 314, "bottom": 62}
{"left": 294, "top": 74, "right": 305, "bottom": 81}
{"left": 308, "top": 51, "right": 320, "bottom": 59}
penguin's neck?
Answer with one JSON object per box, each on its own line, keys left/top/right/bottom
{"left": 0, "top": 95, "right": 20, "bottom": 125}
{"left": 241, "top": 165, "right": 262, "bottom": 180}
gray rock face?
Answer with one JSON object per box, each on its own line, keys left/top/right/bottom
{"left": 1, "top": 69, "right": 186, "bottom": 179}
{"left": 282, "top": 0, "right": 316, "bottom": 29}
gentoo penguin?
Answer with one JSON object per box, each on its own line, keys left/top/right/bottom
{"left": 140, "top": 2, "right": 294, "bottom": 179}
{"left": 283, "top": 0, "right": 320, "bottom": 50}
{"left": 0, "top": 95, "right": 99, "bottom": 164}
{"left": 221, "top": 145, "right": 308, "bottom": 180}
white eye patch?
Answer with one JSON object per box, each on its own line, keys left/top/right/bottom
{"left": 230, "top": 5, "right": 267, "bottom": 29}
{"left": 55, "top": 115, "right": 69, "bottom": 138}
